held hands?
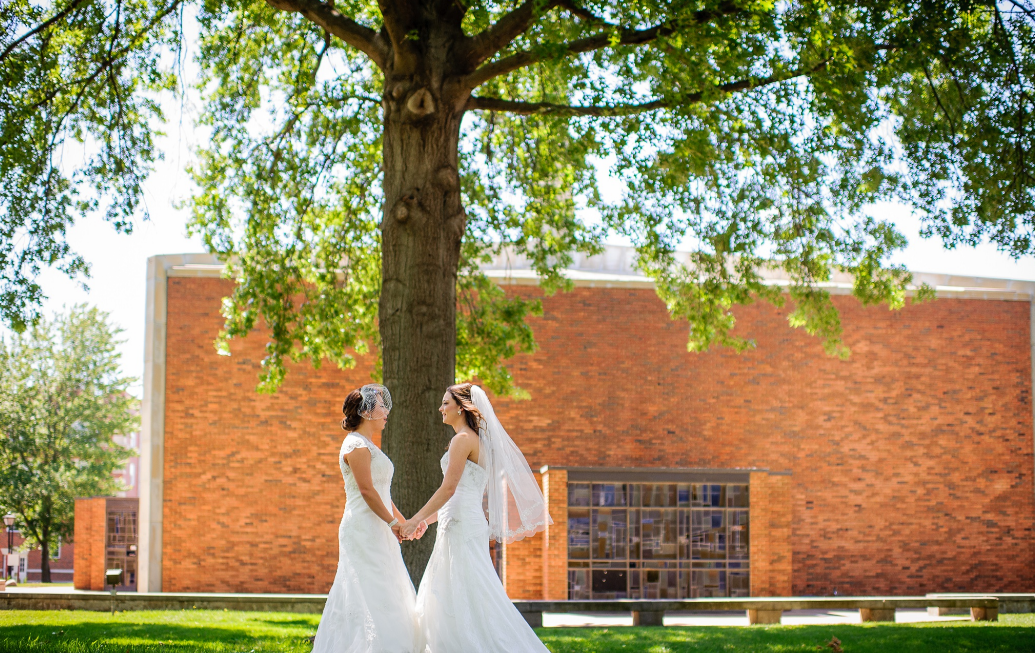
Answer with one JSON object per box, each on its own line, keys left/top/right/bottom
{"left": 400, "top": 518, "right": 428, "bottom": 540}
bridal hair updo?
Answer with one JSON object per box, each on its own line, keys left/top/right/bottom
{"left": 341, "top": 389, "right": 364, "bottom": 431}
{"left": 447, "top": 383, "right": 485, "bottom": 433}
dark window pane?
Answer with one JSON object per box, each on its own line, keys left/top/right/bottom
{"left": 642, "top": 569, "right": 680, "bottom": 599}
{"left": 729, "top": 571, "right": 750, "bottom": 597}
{"left": 568, "top": 508, "right": 590, "bottom": 559}
{"left": 628, "top": 485, "right": 641, "bottom": 507}
{"left": 678, "top": 484, "right": 691, "bottom": 507}
{"left": 691, "top": 509, "right": 727, "bottom": 560}
{"left": 568, "top": 483, "right": 591, "bottom": 507}
{"left": 727, "top": 484, "right": 749, "bottom": 508}
{"left": 691, "top": 569, "right": 727, "bottom": 597}
{"left": 591, "top": 569, "right": 628, "bottom": 599}
{"left": 643, "top": 484, "right": 677, "bottom": 507}
{"left": 729, "top": 510, "right": 749, "bottom": 560}
{"left": 569, "top": 569, "right": 591, "bottom": 599}
{"left": 691, "top": 484, "right": 724, "bottom": 507}
{"left": 629, "top": 570, "right": 641, "bottom": 599}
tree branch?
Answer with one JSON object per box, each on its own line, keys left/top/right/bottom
{"left": 0, "top": 0, "right": 90, "bottom": 65}
{"left": 461, "top": 0, "right": 563, "bottom": 70}
{"left": 265, "top": 0, "right": 388, "bottom": 69}
{"left": 466, "top": 63, "right": 828, "bottom": 116}
{"left": 463, "top": 1, "right": 742, "bottom": 89}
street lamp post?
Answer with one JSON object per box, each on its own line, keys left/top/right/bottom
{"left": 2, "top": 514, "right": 15, "bottom": 581}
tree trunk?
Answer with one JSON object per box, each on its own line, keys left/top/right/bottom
{"left": 40, "top": 536, "right": 51, "bottom": 583}
{"left": 378, "top": 61, "right": 469, "bottom": 581}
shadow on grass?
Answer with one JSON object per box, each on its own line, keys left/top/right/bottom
{"left": 538, "top": 622, "right": 1035, "bottom": 653}
{"left": 253, "top": 617, "right": 320, "bottom": 627}
{"left": 0, "top": 621, "right": 315, "bottom": 653}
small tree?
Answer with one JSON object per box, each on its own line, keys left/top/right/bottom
{"left": 0, "top": 306, "right": 135, "bottom": 582}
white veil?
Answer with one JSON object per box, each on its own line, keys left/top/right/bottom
{"left": 470, "top": 385, "right": 553, "bottom": 543}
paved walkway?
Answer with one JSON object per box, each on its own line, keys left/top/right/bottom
{"left": 544, "top": 609, "right": 969, "bottom": 627}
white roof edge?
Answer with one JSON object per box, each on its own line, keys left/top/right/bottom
{"left": 150, "top": 245, "right": 1035, "bottom": 300}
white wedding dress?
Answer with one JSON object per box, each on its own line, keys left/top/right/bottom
{"left": 313, "top": 433, "right": 423, "bottom": 653}
{"left": 416, "top": 452, "right": 549, "bottom": 652}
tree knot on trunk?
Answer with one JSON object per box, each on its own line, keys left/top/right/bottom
{"left": 392, "top": 189, "right": 422, "bottom": 223}
{"left": 406, "top": 88, "right": 435, "bottom": 117}
{"left": 434, "top": 166, "right": 459, "bottom": 192}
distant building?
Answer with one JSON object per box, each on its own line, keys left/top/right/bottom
{"left": 2, "top": 530, "right": 75, "bottom": 584}
{"left": 113, "top": 429, "right": 141, "bottom": 498}
{"left": 2, "top": 428, "right": 138, "bottom": 583}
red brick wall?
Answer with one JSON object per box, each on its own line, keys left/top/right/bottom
{"left": 74, "top": 497, "right": 106, "bottom": 590}
{"left": 502, "top": 472, "right": 545, "bottom": 599}
{"left": 541, "top": 468, "right": 568, "bottom": 600}
{"left": 161, "top": 277, "right": 1035, "bottom": 595}
{"left": 163, "top": 277, "right": 379, "bottom": 593}
{"left": 749, "top": 472, "right": 793, "bottom": 596}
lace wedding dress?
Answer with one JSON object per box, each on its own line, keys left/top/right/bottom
{"left": 415, "top": 452, "right": 549, "bottom": 652}
{"left": 313, "top": 433, "right": 423, "bottom": 653}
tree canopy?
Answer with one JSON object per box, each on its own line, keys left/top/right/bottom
{"left": 0, "top": 305, "right": 135, "bottom": 582}
{"left": 3, "top": 0, "right": 1033, "bottom": 578}
{"left": 2, "top": 1, "right": 1032, "bottom": 391}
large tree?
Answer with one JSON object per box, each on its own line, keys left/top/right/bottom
{"left": 2, "top": 0, "right": 1033, "bottom": 578}
{"left": 0, "top": 305, "right": 135, "bottom": 582}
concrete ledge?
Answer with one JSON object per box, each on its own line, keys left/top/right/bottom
{"left": 0, "top": 591, "right": 327, "bottom": 613}
{"left": 515, "top": 597, "right": 999, "bottom": 627}
{"left": 860, "top": 608, "right": 896, "bottom": 622}
{"left": 747, "top": 609, "right": 783, "bottom": 625}
{"left": 513, "top": 597, "right": 999, "bottom": 613}
{"left": 631, "top": 610, "right": 664, "bottom": 626}
{"left": 928, "top": 593, "right": 1035, "bottom": 614}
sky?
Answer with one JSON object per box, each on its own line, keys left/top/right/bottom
{"left": 34, "top": 97, "right": 1035, "bottom": 399}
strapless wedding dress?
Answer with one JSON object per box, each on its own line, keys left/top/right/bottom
{"left": 313, "top": 433, "right": 423, "bottom": 653}
{"left": 415, "top": 452, "right": 549, "bottom": 652}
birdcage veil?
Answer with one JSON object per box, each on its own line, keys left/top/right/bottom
{"left": 469, "top": 385, "right": 552, "bottom": 543}
{"left": 358, "top": 384, "right": 392, "bottom": 419}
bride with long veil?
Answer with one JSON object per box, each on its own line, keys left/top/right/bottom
{"left": 401, "top": 382, "right": 552, "bottom": 652}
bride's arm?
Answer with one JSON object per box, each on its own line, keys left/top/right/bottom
{"left": 345, "top": 448, "right": 402, "bottom": 538}
{"left": 391, "top": 502, "right": 406, "bottom": 523}
{"left": 400, "top": 436, "right": 474, "bottom": 537}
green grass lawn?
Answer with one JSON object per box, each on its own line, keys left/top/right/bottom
{"left": 0, "top": 610, "right": 1031, "bottom": 652}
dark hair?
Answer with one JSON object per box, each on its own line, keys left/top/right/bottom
{"left": 448, "top": 383, "right": 485, "bottom": 433}
{"left": 341, "top": 389, "right": 364, "bottom": 431}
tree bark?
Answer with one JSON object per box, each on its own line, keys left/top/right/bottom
{"left": 378, "top": 34, "right": 470, "bottom": 581}
{"left": 40, "top": 536, "right": 51, "bottom": 583}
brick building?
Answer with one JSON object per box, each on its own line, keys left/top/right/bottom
{"left": 137, "top": 248, "right": 1035, "bottom": 599}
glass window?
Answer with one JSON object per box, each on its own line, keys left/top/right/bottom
{"left": 691, "top": 509, "right": 727, "bottom": 560}
{"left": 567, "top": 508, "right": 590, "bottom": 559}
{"left": 568, "top": 483, "right": 591, "bottom": 507}
{"left": 592, "top": 483, "right": 627, "bottom": 507}
{"left": 568, "top": 478, "right": 749, "bottom": 598}
{"left": 568, "top": 569, "right": 591, "bottom": 599}
{"left": 591, "top": 569, "right": 628, "bottom": 599}
{"left": 692, "top": 569, "right": 727, "bottom": 598}
{"left": 727, "top": 484, "right": 749, "bottom": 508}
{"left": 729, "top": 510, "right": 749, "bottom": 560}
{"left": 591, "top": 509, "right": 627, "bottom": 560}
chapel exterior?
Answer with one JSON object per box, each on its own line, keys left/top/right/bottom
{"left": 135, "top": 248, "right": 1035, "bottom": 599}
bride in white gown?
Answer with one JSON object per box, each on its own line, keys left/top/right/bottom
{"left": 313, "top": 384, "right": 424, "bottom": 653}
{"left": 400, "top": 382, "right": 552, "bottom": 652}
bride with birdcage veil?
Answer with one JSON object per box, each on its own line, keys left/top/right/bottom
{"left": 312, "top": 384, "right": 424, "bottom": 653}
{"left": 399, "top": 382, "right": 551, "bottom": 652}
